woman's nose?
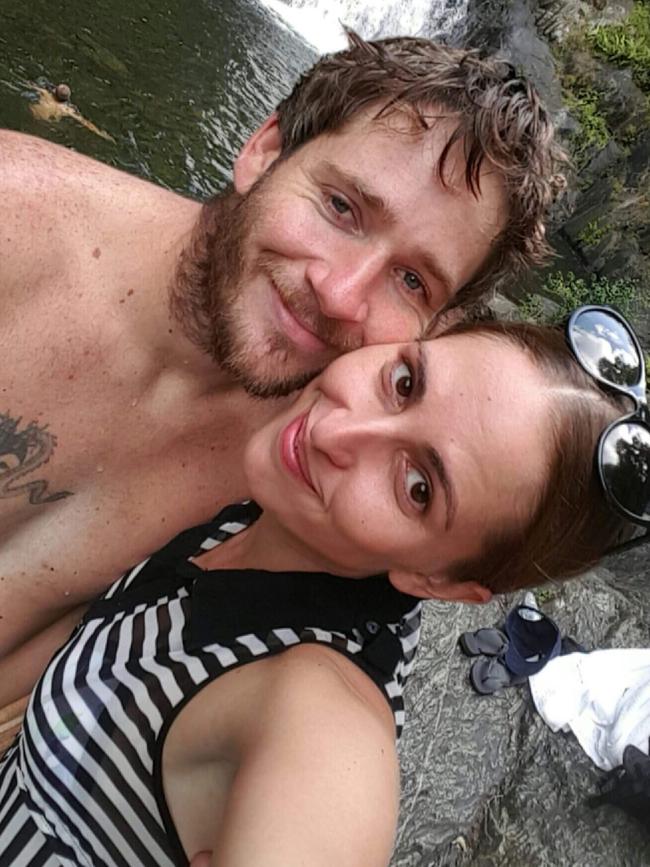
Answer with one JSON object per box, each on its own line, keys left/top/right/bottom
{"left": 310, "top": 410, "right": 391, "bottom": 470}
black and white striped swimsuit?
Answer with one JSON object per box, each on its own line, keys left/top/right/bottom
{"left": 0, "top": 502, "right": 422, "bottom": 867}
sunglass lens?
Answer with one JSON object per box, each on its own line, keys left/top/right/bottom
{"left": 572, "top": 309, "right": 642, "bottom": 389}
{"left": 600, "top": 421, "right": 650, "bottom": 522}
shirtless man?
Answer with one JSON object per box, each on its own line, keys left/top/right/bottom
{"left": 0, "top": 32, "right": 565, "bottom": 658}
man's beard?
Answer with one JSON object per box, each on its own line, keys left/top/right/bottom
{"left": 170, "top": 176, "right": 359, "bottom": 398}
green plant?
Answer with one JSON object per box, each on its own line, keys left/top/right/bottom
{"left": 536, "top": 585, "right": 561, "bottom": 604}
{"left": 578, "top": 218, "right": 608, "bottom": 247}
{"left": 610, "top": 175, "right": 626, "bottom": 196}
{"left": 589, "top": 2, "right": 650, "bottom": 93}
{"left": 564, "top": 88, "right": 610, "bottom": 165}
{"left": 518, "top": 271, "right": 641, "bottom": 325}
{"left": 517, "top": 293, "right": 548, "bottom": 323}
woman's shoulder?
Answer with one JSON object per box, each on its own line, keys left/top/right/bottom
{"left": 166, "top": 643, "right": 400, "bottom": 865}
{"left": 172, "top": 641, "right": 398, "bottom": 756}
{"left": 265, "top": 642, "right": 400, "bottom": 727}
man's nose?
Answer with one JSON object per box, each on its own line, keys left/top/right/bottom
{"left": 310, "top": 410, "right": 392, "bottom": 470}
{"left": 306, "top": 246, "right": 387, "bottom": 324}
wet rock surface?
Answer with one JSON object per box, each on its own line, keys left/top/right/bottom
{"left": 462, "top": 0, "right": 650, "bottom": 345}
{"left": 393, "top": 554, "right": 650, "bottom": 866}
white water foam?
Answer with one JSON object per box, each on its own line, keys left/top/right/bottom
{"left": 259, "top": 0, "right": 468, "bottom": 54}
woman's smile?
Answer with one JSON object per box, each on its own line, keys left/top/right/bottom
{"left": 279, "top": 411, "right": 317, "bottom": 494}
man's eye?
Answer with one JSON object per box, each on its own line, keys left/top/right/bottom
{"left": 406, "top": 465, "right": 430, "bottom": 509}
{"left": 330, "top": 195, "right": 351, "bottom": 216}
{"left": 390, "top": 360, "right": 413, "bottom": 398}
{"left": 402, "top": 271, "right": 424, "bottom": 293}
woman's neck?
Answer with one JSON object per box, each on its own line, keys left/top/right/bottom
{"left": 192, "top": 512, "right": 361, "bottom": 577}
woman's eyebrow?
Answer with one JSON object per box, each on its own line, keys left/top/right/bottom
{"left": 416, "top": 341, "right": 456, "bottom": 530}
{"left": 424, "top": 445, "right": 457, "bottom": 531}
{"left": 412, "top": 341, "right": 427, "bottom": 403}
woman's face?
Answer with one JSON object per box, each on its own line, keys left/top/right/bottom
{"left": 244, "top": 334, "right": 552, "bottom": 581}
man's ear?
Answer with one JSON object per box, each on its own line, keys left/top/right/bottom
{"left": 389, "top": 569, "right": 493, "bottom": 605}
{"left": 233, "top": 113, "right": 283, "bottom": 194}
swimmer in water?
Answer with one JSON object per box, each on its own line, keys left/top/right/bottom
{"left": 26, "top": 80, "right": 114, "bottom": 143}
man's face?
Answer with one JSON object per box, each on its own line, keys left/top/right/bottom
{"left": 195, "top": 109, "right": 506, "bottom": 396}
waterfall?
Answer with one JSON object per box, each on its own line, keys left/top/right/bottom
{"left": 259, "top": 0, "right": 468, "bottom": 54}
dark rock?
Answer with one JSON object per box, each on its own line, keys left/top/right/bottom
{"left": 561, "top": 179, "right": 615, "bottom": 245}
{"left": 638, "top": 225, "right": 650, "bottom": 257}
{"left": 597, "top": 235, "right": 641, "bottom": 278}
{"left": 393, "top": 565, "right": 650, "bottom": 866}
{"left": 626, "top": 130, "right": 650, "bottom": 187}
{"left": 595, "top": 66, "right": 649, "bottom": 138}
{"left": 505, "top": 2, "right": 564, "bottom": 113}
{"left": 582, "top": 138, "right": 625, "bottom": 177}
{"left": 487, "top": 293, "right": 522, "bottom": 320}
{"left": 463, "top": 0, "right": 563, "bottom": 114}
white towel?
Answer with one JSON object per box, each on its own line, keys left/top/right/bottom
{"left": 529, "top": 649, "right": 650, "bottom": 770}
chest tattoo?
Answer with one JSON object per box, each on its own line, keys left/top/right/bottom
{"left": 0, "top": 412, "right": 73, "bottom": 505}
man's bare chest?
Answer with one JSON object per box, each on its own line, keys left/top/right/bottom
{"left": 0, "top": 313, "right": 260, "bottom": 654}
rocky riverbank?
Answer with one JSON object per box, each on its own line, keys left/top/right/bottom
{"left": 463, "top": 0, "right": 649, "bottom": 345}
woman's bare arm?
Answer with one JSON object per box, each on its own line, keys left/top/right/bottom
{"left": 207, "top": 646, "right": 400, "bottom": 867}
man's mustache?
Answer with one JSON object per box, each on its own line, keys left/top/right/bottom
{"left": 259, "top": 255, "right": 362, "bottom": 354}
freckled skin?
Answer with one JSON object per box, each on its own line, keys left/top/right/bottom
{"left": 0, "top": 130, "right": 282, "bottom": 661}
{"left": 0, "top": 112, "right": 506, "bottom": 666}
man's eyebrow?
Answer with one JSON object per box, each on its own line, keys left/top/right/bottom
{"left": 419, "top": 252, "right": 456, "bottom": 301}
{"left": 321, "top": 161, "right": 395, "bottom": 224}
{"left": 414, "top": 342, "right": 456, "bottom": 530}
{"left": 320, "top": 162, "right": 456, "bottom": 300}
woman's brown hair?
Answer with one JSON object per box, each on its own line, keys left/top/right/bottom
{"left": 442, "top": 319, "right": 632, "bottom": 593}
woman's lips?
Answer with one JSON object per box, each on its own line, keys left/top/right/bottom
{"left": 280, "top": 411, "right": 316, "bottom": 493}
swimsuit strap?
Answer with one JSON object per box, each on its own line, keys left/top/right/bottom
{"left": 83, "top": 501, "right": 262, "bottom": 622}
{"left": 184, "top": 566, "right": 418, "bottom": 683}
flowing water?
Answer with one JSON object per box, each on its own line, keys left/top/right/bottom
{"left": 0, "top": 0, "right": 462, "bottom": 194}
{"left": 0, "top": 0, "right": 315, "bottom": 195}
{"left": 260, "top": 0, "right": 468, "bottom": 53}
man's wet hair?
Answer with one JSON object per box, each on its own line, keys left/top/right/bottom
{"left": 276, "top": 30, "right": 567, "bottom": 307}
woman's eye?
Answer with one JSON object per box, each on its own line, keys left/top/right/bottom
{"left": 390, "top": 361, "right": 413, "bottom": 398}
{"left": 406, "top": 466, "right": 430, "bottom": 509}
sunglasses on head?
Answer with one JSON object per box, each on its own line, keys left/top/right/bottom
{"left": 566, "top": 305, "right": 650, "bottom": 553}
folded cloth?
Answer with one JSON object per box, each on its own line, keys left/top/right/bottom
{"left": 529, "top": 648, "right": 650, "bottom": 771}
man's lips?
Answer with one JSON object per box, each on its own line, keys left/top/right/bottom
{"left": 270, "top": 280, "right": 329, "bottom": 354}
{"left": 280, "top": 412, "right": 316, "bottom": 493}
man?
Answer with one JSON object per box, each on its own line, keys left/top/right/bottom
{"left": 0, "top": 32, "right": 565, "bottom": 658}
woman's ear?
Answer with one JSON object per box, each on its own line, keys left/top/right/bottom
{"left": 233, "top": 113, "right": 283, "bottom": 194}
{"left": 389, "top": 569, "right": 493, "bottom": 605}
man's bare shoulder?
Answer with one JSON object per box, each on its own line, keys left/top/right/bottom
{"left": 0, "top": 129, "right": 166, "bottom": 193}
{"left": 0, "top": 130, "right": 190, "bottom": 293}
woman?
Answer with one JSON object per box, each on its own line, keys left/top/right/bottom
{"left": 0, "top": 316, "right": 639, "bottom": 867}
